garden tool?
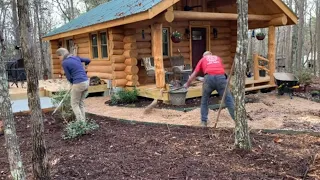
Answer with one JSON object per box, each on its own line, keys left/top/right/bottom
{"left": 52, "top": 88, "right": 72, "bottom": 115}
{"left": 213, "top": 60, "right": 235, "bottom": 129}
{"left": 144, "top": 88, "right": 164, "bottom": 114}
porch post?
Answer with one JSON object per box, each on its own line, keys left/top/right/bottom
{"left": 151, "top": 23, "right": 166, "bottom": 88}
{"left": 268, "top": 26, "right": 276, "bottom": 86}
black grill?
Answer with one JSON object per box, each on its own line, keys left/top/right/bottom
{"left": 6, "top": 58, "right": 26, "bottom": 88}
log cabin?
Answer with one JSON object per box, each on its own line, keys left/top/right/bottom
{"left": 42, "top": 0, "right": 298, "bottom": 102}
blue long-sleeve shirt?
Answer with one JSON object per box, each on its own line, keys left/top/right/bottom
{"left": 62, "top": 56, "right": 91, "bottom": 84}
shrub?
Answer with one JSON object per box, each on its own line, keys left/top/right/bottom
{"left": 63, "top": 120, "right": 99, "bottom": 140}
{"left": 294, "top": 69, "right": 313, "bottom": 86}
{"left": 110, "top": 88, "right": 139, "bottom": 105}
{"left": 51, "top": 89, "right": 75, "bottom": 122}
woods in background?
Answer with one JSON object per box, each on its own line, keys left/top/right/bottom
{"left": 1, "top": 0, "right": 319, "bottom": 79}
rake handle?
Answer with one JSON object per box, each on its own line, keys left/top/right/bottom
{"left": 213, "top": 61, "right": 235, "bottom": 128}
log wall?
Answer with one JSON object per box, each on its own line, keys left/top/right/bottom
{"left": 210, "top": 21, "right": 234, "bottom": 74}
{"left": 170, "top": 21, "right": 191, "bottom": 65}
{"left": 122, "top": 28, "right": 139, "bottom": 87}
{"left": 50, "top": 40, "right": 61, "bottom": 78}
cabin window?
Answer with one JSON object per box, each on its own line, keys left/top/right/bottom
{"left": 100, "top": 32, "right": 108, "bottom": 58}
{"left": 91, "top": 34, "right": 98, "bottom": 59}
{"left": 66, "top": 39, "right": 74, "bottom": 53}
{"left": 162, "top": 28, "right": 170, "bottom": 56}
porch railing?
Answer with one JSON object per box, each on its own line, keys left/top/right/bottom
{"left": 253, "top": 53, "right": 270, "bottom": 81}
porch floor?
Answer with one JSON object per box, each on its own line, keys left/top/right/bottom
{"left": 128, "top": 75, "right": 276, "bottom": 101}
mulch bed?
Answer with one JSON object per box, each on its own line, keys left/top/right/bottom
{"left": 105, "top": 95, "right": 222, "bottom": 109}
{"left": 1, "top": 113, "right": 320, "bottom": 179}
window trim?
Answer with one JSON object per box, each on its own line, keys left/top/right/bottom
{"left": 89, "top": 29, "right": 109, "bottom": 60}
{"left": 162, "top": 27, "right": 170, "bottom": 57}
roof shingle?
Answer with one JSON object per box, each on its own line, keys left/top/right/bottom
{"left": 44, "top": 0, "right": 163, "bottom": 37}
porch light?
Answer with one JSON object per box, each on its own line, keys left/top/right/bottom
{"left": 213, "top": 28, "right": 218, "bottom": 39}
{"left": 185, "top": 28, "right": 190, "bottom": 39}
{"left": 142, "top": 29, "right": 145, "bottom": 39}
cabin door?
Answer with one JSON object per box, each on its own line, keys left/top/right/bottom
{"left": 191, "top": 27, "right": 207, "bottom": 77}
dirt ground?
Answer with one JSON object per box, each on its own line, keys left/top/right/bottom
{"left": 85, "top": 92, "right": 320, "bottom": 131}
{"left": 0, "top": 113, "right": 319, "bottom": 180}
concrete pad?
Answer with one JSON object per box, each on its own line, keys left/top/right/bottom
{"left": 11, "top": 97, "right": 54, "bottom": 113}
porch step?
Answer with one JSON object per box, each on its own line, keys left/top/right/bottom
{"left": 245, "top": 84, "right": 276, "bottom": 92}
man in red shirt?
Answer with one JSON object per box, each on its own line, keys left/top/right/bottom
{"left": 184, "top": 51, "right": 235, "bottom": 127}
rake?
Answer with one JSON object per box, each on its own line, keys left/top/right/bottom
{"left": 52, "top": 88, "right": 72, "bottom": 115}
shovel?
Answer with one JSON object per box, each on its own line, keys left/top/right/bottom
{"left": 52, "top": 88, "right": 72, "bottom": 115}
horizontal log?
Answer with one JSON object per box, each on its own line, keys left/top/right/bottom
{"left": 167, "top": 11, "right": 280, "bottom": 22}
{"left": 125, "top": 66, "right": 139, "bottom": 75}
{"left": 77, "top": 53, "right": 90, "bottom": 59}
{"left": 137, "top": 54, "right": 152, "bottom": 60}
{"left": 167, "top": 21, "right": 189, "bottom": 27}
{"left": 222, "top": 57, "right": 233, "bottom": 64}
{"left": 136, "top": 28, "right": 151, "bottom": 34}
{"left": 78, "top": 47, "right": 89, "bottom": 54}
{"left": 76, "top": 43, "right": 89, "bottom": 48}
{"left": 124, "top": 58, "right": 138, "bottom": 66}
{"left": 172, "top": 41, "right": 189, "bottom": 47}
{"left": 223, "top": 64, "right": 232, "bottom": 69}
{"left": 124, "top": 29, "right": 136, "bottom": 36}
{"left": 112, "top": 63, "right": 126, "bottom": 71}
{"left": 108, "top": 28, "right": 124, "bottom": 34}
{"left": 213, "top": 27, "right": 231, "bottom": 33}
{"left": 89, "top": 60, "right": 112, "bottom": 66}
{"left": 211, "top": 39, "right": 231, "bottom": 46}
{"left": 112, "top": 79, "right": 127, "bottom": 87}
{"left": 87, "top": 72, "right": 113, "bottom": 79}
{"left": 110, "top": 49, "right": 124, "bottom": 55}
{"left": 123, "top": 35, "right": 136, "bottom": 43}
{"left": 109, "top": 34, "right": 124, "bottom": 41}
{"left": 109, "top": 41, "right": 124, "bottom": 50}
{"left": 209, "top": 21, "right": 230, "bottom": 27}
{"left": 138, "top": 48, "right": 152, "bottom": 54}
{"left": 136, "top": 34, "right": 151, "bottom": 42}
{"left": 212, "top": 45, "right": 231, "bottom": 52}
{"left": 126, "top": 80, "right": 139, "bottom": 87}
{"left": 111, "top": 55, "right": 126, "bottom": 63}
{"left": 126, "top": 75, "right": 139, "bottom": 81}
{"left": 52, "top": 59, "right": 60, "bottom": 65}
{"left": 123, "top": 50, "right": 138, "bottom": 58}
{"left": 214, "top": 51, "right": 231, "bottom": 57}
{"left": 172, "top": 46, "right": 190, "bottom": 53}
{"left": 112, "top": 71, "right": 127, "bottom": 79}
{"left": 210, "top": 33, "right": 231, "bottom": 40}
{"left": 137, "top": 42, "right": 151, "bottom": 49}
{"left": 124, "top": 43, "right": 137, "bottom": 50}
{"left": 53, "top": 69, "right": 61, "bottom": 74}
{"left": 87, "top": 66, "right": 113, "bottom": 73}
{"left": 53, "top": 64, "right": 60, "bottom": 70}
{"left": 231, "top": 36, "right": 237, "bottom": 42}
{"left": 75, "top": 37, "right": 89, "bottom": 44}
{"left": 74, "top": 33, "right": 89, "bottom": 39}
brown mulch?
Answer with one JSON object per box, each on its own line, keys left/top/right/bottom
{"left": 105, "top": 95, "right": 221, "bottom": 109}
{"left": 0, "top": 113, "right": 320, "bottom": 180}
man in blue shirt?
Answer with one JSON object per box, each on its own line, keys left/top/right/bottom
{"left": 56, "top": 47, "right": 91, "bottom": 122}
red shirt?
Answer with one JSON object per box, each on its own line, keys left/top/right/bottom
{"left": 194, "top": 55, "right": 225, "bottom": 75}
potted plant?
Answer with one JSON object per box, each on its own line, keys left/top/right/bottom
{"left": 171, "top": 31, "right": 182, "bottom": 43}
{"left": 256, "top": 32, "right": 265, "bottom": 40}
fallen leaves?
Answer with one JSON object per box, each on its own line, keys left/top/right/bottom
{"left": 273, "top": 137, "right": 283, "bottom": 143}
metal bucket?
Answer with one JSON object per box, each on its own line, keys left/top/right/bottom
{"left": 169, "top": 88, "right": 188, "bottom": 106}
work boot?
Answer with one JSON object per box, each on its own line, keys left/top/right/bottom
{"left": 201, "top": 121, "right": 207, "bottom": 127}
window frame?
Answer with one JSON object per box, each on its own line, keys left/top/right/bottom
{"left": 89, "top": 30, "right": 109, "bottom": 60}
{"left": 162, "top": 27, "right": 170, "bottom": 57}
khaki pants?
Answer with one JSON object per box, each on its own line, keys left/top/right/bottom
{"left": 71, "top": 80, "right": 89, "bottom": 121}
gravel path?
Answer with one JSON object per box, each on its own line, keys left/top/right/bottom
{"left": 84, "top": 92, "right": 320, "bottom": 130}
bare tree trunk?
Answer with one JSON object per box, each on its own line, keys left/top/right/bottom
{"left": 297, "top": 0, "right": 305, "bottom": 70}
{"left": 234, "top": 0, "right": 251, "bottom": 151}
{"left": 34, "top": 0, "right": 49, "bottom": 79}
{"left": 11, "top": 0, "right": 20, "bottom": 58}
{"left": 17, "top": 0, "right": 50, "bottom": 179}
{"left": 317, "top": 0, "right": 320, "bottom": 76}
{"left": 70, "top": 0, "right": 75, "bottom": 19}
{"left": 0, "top": 33, "right": 26, "bottom": 180}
